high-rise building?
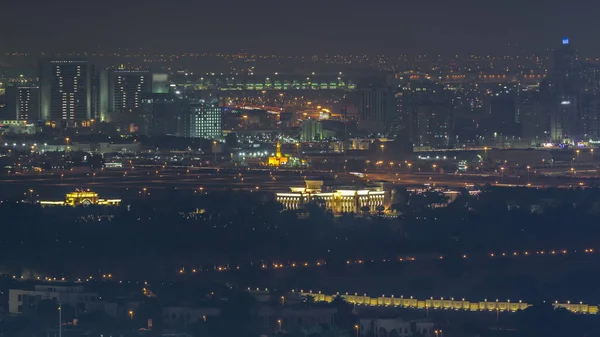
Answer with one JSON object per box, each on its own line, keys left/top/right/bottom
{"left": 301, "top": 119, "right": 323, "bottom": 141}
{"left": 141, "top": 93, "right": 184, "bottom": 136}
{"left": 582, "top": 96, "right": 600, "bottom": 140}
{"left": 550, "top": 96, "right": 578, "bottom": 143}
{"left": 412, "top": 104, "right": 451, "bottom": 148}
{"left": 108, "top": 69, "right": 152, "bottom": 115}
{"left": 553, "top": 38, "right": 577, "bottom": 73}
{"left": 484, "top": 91, "right": 520, "bottom": 137}
{"left": 518, "top": 93, "right": 548, "bottom": 143}
{"left": 357, "top": 77, "right": 394, "bottom": 134}
{"left": 5, "top": 84, "right": 40, "bottom": 120}
{"left": 187, "top": 100, "right": 222, "bottom": 139}
{"left": 39, "top": 59, "right": 93, "bottom": 124}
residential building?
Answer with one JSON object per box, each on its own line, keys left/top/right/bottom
{"left": 359, "top": 318, "right": 435, "bottom": 337}
{"left": 9, "top": 284, "right": 98, "bottom": 315}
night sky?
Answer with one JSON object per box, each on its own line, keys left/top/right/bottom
{"left": 0, "top": 0, "right": 597, "bottom": 54}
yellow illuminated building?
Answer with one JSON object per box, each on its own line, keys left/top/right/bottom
{"left": 268, "top": 141, "right": 288, "bottom": 166}
{"left": 40, "top": 189, "right": 121, "bottom": 207}
{"left": 276, "top": 179, "right": 386, "bottom": 214}
{"left": 297, "top": 291, "right": 599, "bottom": 315}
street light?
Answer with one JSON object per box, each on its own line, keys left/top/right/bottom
{"left": 432, "top": 164, "right": 437, "bottom": 173}
{"left": 354, "top": 324, "right": 360, "bottom": 337}
{"left": 213, "top": 141, "right": 218, "bottom": 164}
{"left": 277, "top": 319, "right": 282, "bottom": 332}
{"left": 407, "top": 163, "right": 412, "bottom": 173}
{"left": 526, "top": 165, "right": 531, "bottom": 182}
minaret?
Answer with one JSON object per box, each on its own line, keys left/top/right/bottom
{"left": 276, "top": 141, "right": 282, "bottom": 158}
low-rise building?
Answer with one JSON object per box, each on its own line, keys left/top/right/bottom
{"left": 359, "top": 318, "right": 435, "bottom": 337}
{"left": 9, "top": 284, "right": 99, "bottom": 315}
{"left": 163, "top": 307, "right": 220, "bottom": 327}
{"left": 276, "top": 179, "right": 386, "bottom": 214}
{"left": 39, "top": 189, "right": 121, "bottom": 207}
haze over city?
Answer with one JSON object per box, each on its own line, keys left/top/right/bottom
{"left": 1, "top": 0, "right": 599, "bottom": 54}
{"left": 1, "top": 1, "right": 600, "bottom": 337}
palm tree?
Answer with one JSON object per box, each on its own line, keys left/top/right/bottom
{"left": 360, "top": 205, "right": 370, "bottom": 215}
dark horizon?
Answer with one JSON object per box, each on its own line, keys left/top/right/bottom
{"left": 0, "top": 0, "right": 598, "bottom": 55}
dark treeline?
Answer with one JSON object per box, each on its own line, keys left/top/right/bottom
{"left": 3, "top": 186, "right": 600, "bottom": 279}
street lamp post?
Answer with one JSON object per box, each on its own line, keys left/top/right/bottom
{"left": 354, "top": 324, "right": 360, "bottom": 337}
{"left": 58, "top": 302, "right": 62, "bottom": 337}
{"left": 527, "top": 166, "right": 531, "bottom": 182}
{"left": 213, "top": 141, "right": 218, "bottom": 165}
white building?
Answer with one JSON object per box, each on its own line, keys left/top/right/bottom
{"left": 276, "top": 179, "right": 386, "bottom": 214}
{"left": 359, "top": 318, "right": 435, "bottom": 337}
{"left": 9, "top": 284, "right": 98, "bottom": 315}
{"left": 189, "top": 101, "right": 222, "bottom": 139}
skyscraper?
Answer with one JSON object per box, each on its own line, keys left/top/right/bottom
{"left": 108, "top": 69, "right": 152, "bottom": 115}
{"left": 550, "top": 96, "right": 577, "bottom": 143}
{"left": 553, "top": 38, "right": 577, "bottom": 73}
{"left": 39, "top": 59, "right": 93, "bottom": 124}
{"left": 141, "top": 93, "right": 184, "bottom": 136}
{"left": 357, "top": 77, "right": 394, "bottom": 134}
{"left": 5, "top": 84, "right": 40, "bottom": 120}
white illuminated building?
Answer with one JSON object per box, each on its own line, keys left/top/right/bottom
{"left": 189, "top": 101, "right": 222, "bottom": 139}
{"left": 276, "top": 179, "right": 386, "bottom": 214}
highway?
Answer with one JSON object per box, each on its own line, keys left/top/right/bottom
{"left": 364, "top": 171, "right": 593, "bottom": 189}
{"left": 0, "top": 168, "right": 337, "bottom": 199}
{"left": 0, "top": 167, "right": 594, "bottom": 200}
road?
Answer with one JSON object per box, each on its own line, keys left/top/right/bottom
{"left": 0, "top": 167, "right": 593, "bottom": 200}
{"left": 364, "top": 171, "right": 591, "bottom": 189}
{"left": 0, "top": 168, "right": 340, "bottom": 200}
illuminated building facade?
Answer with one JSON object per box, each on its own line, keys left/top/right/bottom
{"left": 108, "top": 69, "right": 152, "bottom": 115}
{"left": 301, "top": 119, "right": 323, "bottom": 141}
{"left": 268, "top": 141, "right": 288, "bottom": 166}
{"left": 276, "top": 179, "right": 385, "bottom": 214}
{"left": 5, "top": 85, "right": 40, "bottom": 120}
{"left": 40, "top": 59, "right": 92, "bottom": 123}
{"left": 188, "top": 101, "right": 222, "bottom": 139}
{"left": 39, "top": 190, "right": 121, "bottom": 207}
{"left": 170, "top": 74, "right": 356, "bottom": 91}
